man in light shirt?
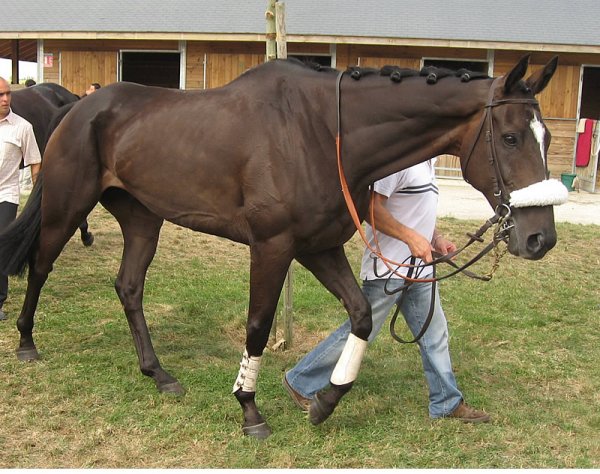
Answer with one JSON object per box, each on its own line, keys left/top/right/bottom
{"left": 0, "top": 76, "right": 42, "bottom": 321}
{"left": 284, "top": 159, "right": 490, "bottom": 423}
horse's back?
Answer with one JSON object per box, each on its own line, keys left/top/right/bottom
{"left": 45, "top": 65, "right": 342, "bottom": 244}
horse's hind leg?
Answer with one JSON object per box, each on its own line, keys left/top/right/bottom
{"left": 101, "top": 190, "right": 183, "bottom": 395}
{"left": 79, "top": 217, "right": 94, "bottom": 246}
{"left": 296, "top": 246, "right": 372, "bottom": 425}
{"left": 232, "top": 237, "right": 294, "bottom": 439}
{"left": 17, "top": 212, "right": 91, "bottom": 361}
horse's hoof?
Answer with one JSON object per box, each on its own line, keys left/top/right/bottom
{"left": 242, "top": 421, "right": 272, "bottom": 440}
{"left": 16, "top": 347, "right": 40, "bottom": 362}
{"left": 81, "top": 232, "right": 94, "bottom": 247}
{"left": 158, "top": 381, "right": 186, "bottom": 396}
{"left": 308, "top": 393, "right": 334, "bottom": 425}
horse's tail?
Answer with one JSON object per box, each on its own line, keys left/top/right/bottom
{"left": 0, "top": 174, "right": 43, "bottom": 277}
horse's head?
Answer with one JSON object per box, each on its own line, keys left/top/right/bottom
{"left": 460, "top": 55, "right": 566, "bottom": 260}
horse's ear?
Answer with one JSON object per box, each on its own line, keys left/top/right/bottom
{"left": 525, "top": 56, "right": 559, "bottom": 95}
{"left": 504, "top": 54, "right": 531, "bottom": 93}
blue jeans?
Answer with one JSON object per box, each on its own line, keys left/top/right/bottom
{"left": 286, "top": 279, "right": 463, "bottom": 418}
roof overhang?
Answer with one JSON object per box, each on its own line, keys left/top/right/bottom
{"left": 1, "top": 31, "right": 599, "bottom": 55}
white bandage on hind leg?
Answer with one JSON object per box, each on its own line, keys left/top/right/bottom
{"left": 330, "top": 333, "right": 368, "bottom": 386}
{"left": 509, "top": 179, "right": 569, "bottom": 208}
{"left": 232, "top": 349, "right": 262, "bottom": 393}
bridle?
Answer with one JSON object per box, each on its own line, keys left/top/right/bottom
{"left": 334, "top": 70, "right": 539, "bottom": 343}
{"left": 460, "top": 76, "right": 545, "bottom": 207}
{"left": 335, "top": 72, "right": 535, "bottom": 282}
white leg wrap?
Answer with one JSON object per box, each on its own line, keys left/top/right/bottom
{"left": 509, "top": 179, "right": 569, "bottom": 208}
{"left": 232, "top": 349, "right": 262, "bottom": 393}
{"left": 330, "top": 333, "right": 368, "bottom": 386}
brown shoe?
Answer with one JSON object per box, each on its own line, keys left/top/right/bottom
{"left": 282, "top": 374, "right": 311, "bottom": 412}
{"left": 447, "top": 400, "right": 491, "bottom": 424}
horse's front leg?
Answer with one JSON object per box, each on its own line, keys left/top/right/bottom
{"left": 233, "top": 237, "right": 293, "bottom": 440}
{"left": 297, "top": 246, "right": 372, "bottom": 425}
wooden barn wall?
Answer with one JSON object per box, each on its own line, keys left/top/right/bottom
{"left": 185, "top": 41, "right": 330, "bottom": 89}
{"left": 60, "top": 51, "right": 118, "bottom": 95}
{"left": 494, "top": 51, "right": 594, "bottom": 177}
{"left": 39, "top": 39, "right": 599, "bottom": 180}
{"left": 335, "top": 44, "right": 488, "bottom": 71}
{"left": 43, "top": 39, "right": 179, "bottom": 94}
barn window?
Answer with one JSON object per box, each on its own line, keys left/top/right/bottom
{"left": 422, "top": 58, "right": 488, "bottom": 75}
{"left": 289, "top": 54, "right": 332, "bottom": 68}
{"left": 120, "top": 51, "right": 181, "bottom": 89}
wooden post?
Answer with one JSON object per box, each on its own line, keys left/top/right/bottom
{"left": 275, "top": 2, "right": 293, "bottom": 349}
{"left": 11, "top": 40, "right": 19, "bottom": 84}
{"left": 266, "top": 0, "right": 278, "bottom": 346}
{"left": 265, "top": 1, "right": 293, "bottom": 350}
{"left": 276, "top": 2, "right": 287, "bottom": 60}
{"left": 265, "top": 0, "right": 277, "bottom": 62}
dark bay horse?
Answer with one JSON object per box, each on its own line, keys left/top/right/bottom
{"left": 11, "top": 84, "right": 94, "bottom": 246}
{"left": 0, "top": 55, "right": 563, "bottom": 439}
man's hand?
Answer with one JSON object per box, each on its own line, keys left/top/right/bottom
{"left": 432, "top": 234, "right": 457, "bottom": 257}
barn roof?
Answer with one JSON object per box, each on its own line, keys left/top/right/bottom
{"left": 2, "top": 0, "right": 599, "bottom": 51}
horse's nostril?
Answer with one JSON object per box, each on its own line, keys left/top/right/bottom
{"left": 526, "top": 233, "right": 544, "bottom": 254}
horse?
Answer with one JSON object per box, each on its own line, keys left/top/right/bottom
{"left": 0, "top": 55, "right": 563, "bottom": 439}
{"left": 10, "top": 84, "right": 94, "bottom": 246}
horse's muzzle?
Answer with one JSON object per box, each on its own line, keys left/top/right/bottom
{"left": 506, "top": 206, "right": 558, "bottom": 260}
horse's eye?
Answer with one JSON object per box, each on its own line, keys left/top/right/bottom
{"left": 503, "top": 134, "right": 518, "bottom": 147}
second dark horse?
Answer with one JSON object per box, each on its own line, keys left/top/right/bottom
{"left": 11, "top": 83, "right": 94, "bottom": 246}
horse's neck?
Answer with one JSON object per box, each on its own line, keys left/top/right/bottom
{"left": 341, "top": 77, "right": 492, "bottom": 188}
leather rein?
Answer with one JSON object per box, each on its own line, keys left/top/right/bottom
{"left": 334, "top": 71, "right": 540, "bottom": 343}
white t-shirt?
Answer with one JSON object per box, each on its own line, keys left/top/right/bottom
{"left": 0, "top": 110, "right": 42, "bottom": 204}
{"left": 360, "top": 160, "right": 438, "bottom": 280}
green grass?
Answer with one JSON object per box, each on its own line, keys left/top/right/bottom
{"left": 0, "top": 205, "right": 598, "bottom": 468}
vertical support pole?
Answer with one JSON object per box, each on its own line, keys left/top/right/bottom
{"left": 283, "top": 262, "right": 293, "bottom": 348}
{"left": 275, "top": 2, "right": 287, "bottom": 60}
{"left": 37, "top": 40, "right": 44, "bottom": 83}
{"left": 265, "top": 0, "right": 277, "bottom": 62}
{"left": 11, "top": 40, "right": 19, "bottom": 84}
{"left": 266, "top": 0, "right": 278, "bottom": 346}
{"left": 276, "top": 2, "right": 293, "bottom": 349}
{"left": 266, "top": 1, "right": 293, "bottom": 349}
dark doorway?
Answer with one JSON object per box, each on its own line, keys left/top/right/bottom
{"left": 121, "top": 51, "right": 180, "bottom": 88}
{"left": 580, "top": 66, "right": 600, "bottom": 119}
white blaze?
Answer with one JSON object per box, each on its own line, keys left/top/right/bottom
{"left": 530, "top": 113, "right": 546, "bottom": 166}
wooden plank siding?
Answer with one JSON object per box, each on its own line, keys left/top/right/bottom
{"left": 60, "top": 51, "right": 118, "bottom": 95}
{"left": 494, "top": 60, "right": 580, "bottom": 119}
{"left": 205, "top": 53, "right": 263, "bottom": 89}
{"left": 33, "top": 40, "right": 599, "bottom": 187}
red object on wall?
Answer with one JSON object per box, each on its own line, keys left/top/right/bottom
{"left": 575, "top": 119, "right": 594, "bottom": 167}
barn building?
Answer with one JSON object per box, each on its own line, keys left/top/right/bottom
{"left": 1, "top": 0, "right": 599, "bottom": 190}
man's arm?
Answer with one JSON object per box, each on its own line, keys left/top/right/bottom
{"left": 30, "top": 162, "right": 41, "bottom": 185}
{"left": 365, "top": 192, "right": 434, "bottom": 263}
